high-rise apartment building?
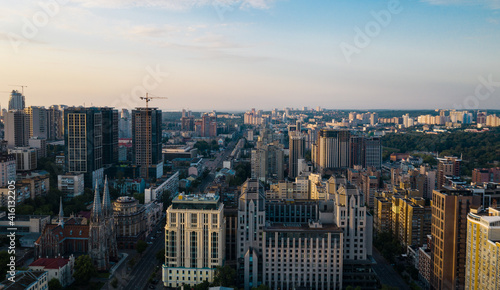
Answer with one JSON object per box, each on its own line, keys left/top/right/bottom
{"left": 251, "top": 141, "right": 284, "bottom": 183}
{"left": 132, "top": 108, "right": 163, "bottom": 179}
{"left": 4, "top": 110, "right": 30, "bottom": 148}
{"left": 289, "top": 132, "right": 305, "bottom": 179}
{"left": 431, "top": 188, "right": 481, "bottom": 290}
{"left": 465, "top": 207, "right": 500, "bottom": 289}
{"left": 9, "top": 147, "right": 37, "bottom": 171}
{"left": 437, "top": 156, "right": 461, "bottom": 189}
{"left": 8, "top": 90, "right": 25, "bottom": 111}
{"left": 47, "top": 106, "right": 63, "bottom": 141}
{"left": 118, "top": 109, "right": 132, "bottom": 139}
{"left": 24, "top": 106, "right": 48, "bottom": 139}
{"left": 162, "top": 193, "right": 225, "bottom": 288}
{"left": 364, "top": 137, "right": 382, "bottom": 169}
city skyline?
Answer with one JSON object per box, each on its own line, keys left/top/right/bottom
{"left": 1, "top": 0, "right": 500, "bottom": 111}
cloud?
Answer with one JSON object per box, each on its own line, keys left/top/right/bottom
{"left": 68, "top": 0, "right": 276, "bottom": 11}
{"left": 421, "top": 0, "right": 500, "bottom": 9}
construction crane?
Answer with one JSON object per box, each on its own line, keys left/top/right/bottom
{"left": 139, "top": 93, "right": 167, "bottom": 180}
{"left": 8, "top": 85, "right": 28, "bottom": 95}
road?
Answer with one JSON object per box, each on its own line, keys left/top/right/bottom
{"left": 372, "top": 247, "right": 410, "bottom": 290}
{"left": 198, "top": 138, "right": 238, "bottom": 192}
{"left": 123, "top": 223, "right": 165, "bottom": 290}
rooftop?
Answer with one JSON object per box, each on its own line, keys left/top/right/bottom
{"left": 29, "top": 257, "right": 71, "bottom": 269}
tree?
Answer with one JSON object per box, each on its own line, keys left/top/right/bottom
{"left": 111, "top": 277, "right": 118, "bottom": 288}
{"left": 136, "top": 240, "right": 148, "bottom": 255}
{"left": 252, "top": 285, "right": 271, "bottom": 290}
{"left": 48, "top": 278, "right": 63, "bottom": 290}
{"left": 156, "top": 249, "right": 165, "bottom": 264}
{"left": 213, "top": 265, "right": 236, "bottom": 287}
{"left": 73, "top": 255, "right": 97, "bottom": 285}
{"left": 194, "top": 280, "right": 210, "bottom": 290}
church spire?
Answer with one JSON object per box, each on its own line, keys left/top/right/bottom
{"left": 102, "top": 176, "right": 112, "bottom": 217}
{"left": 91, "top": 181, "right": 102, "bottom": 222}
{"left": 58, "top": 197, "right": 64, "bottom": 228}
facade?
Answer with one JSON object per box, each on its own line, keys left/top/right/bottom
{"left": 397, "top": 198, "right": 431, "bottom": 248}
{"left": 431, "top": 188, "right": 481, "bottom": 290}
{"left": 0, "top": 154, "right": 16, "bottom": 187}
{"left": 24, "top": 106, "right": 48, "bottom": 139}
{"left": 162, "top": 193, "right": 225, "bottom": 288}
{"left": 29, "top": 137, "right": 47, "bottom": 158}
{"left": 47, "top": 105, "right": 64, "bottom": 140}
{"left": 8, "top": 90, "right": 25, "bottom": 110}
{"left": 0, "top": 214, "right": 50, "bottom": 235}
{"left": 16, "top": 171, "right": 50, "bottom": 200}
{"left": 9, "top": 147, "right": 37, "bottom": 171}
{"left": 364, "top": 137, "right": 382, "bottom": 169}
{"left": 144, "top": 171, "right": 180, "bottom": 204}
{"left": 0, "top": 270, "right": 48, "bottom": 290}
{"left": 64, "top": 107, "right": 104, "bottom": 188}
{"left": 465, "top": 207, "right": 500, "bottom": 290}
{"left": 437, "top": 156, "right": 461, "bottom": 189}
{"left": 262, "top": 222, "right": 343, "bottom": 290}
{"left": 238, "top": 179, "right": 266, "bottom": 289}
{"left": 57, "top": 173, "right": 85, "bottom": 198}
{"left": 289, "top": 132, "right": 306, "bottom": 179}
{"left": 28, "top": 256, "right": 75, "bottom": 287}
{"left": 101, "top": 107, "right": 119, "bottom": 166}
{"left": 132, "top": 107, "right": 163, "bottom": 179}
{"left": 472, "top": 167, "right": 500, "bottom": 184}
{"left": 251, "top": 141, "right": 284, "bottom": 183}
{"left": 374, "top": 196, "right": 392, "bottom": 233}
{"left": 4, "top": 110, "right": 30, "bottom": 148}
{"left": 113, "top": 196, "right": 147, "bottom": 249}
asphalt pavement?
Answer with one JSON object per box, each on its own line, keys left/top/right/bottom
{"left": 372, "top": 247, "right": 410, "bottom": 290}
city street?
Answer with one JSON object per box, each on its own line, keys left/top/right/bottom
{"left": 372, "top": 247, "right": 410, "bottom": 290}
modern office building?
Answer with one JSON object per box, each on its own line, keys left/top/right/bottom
{"left": 364, "top": 136, "right": 382, "bottom": 169}
{"left": 431, "top": 188, "right": 481, "bottom": 290}
{"left": 64, "top": 107, "right": 104, "bottom": 188}
{"left": 132, "top": 107, "right": 163, "bottom": 179}
{"left": 101, "top": 107, "right": 119, "bottom": 166}
{"left": 162, "top": 193, "right": 225, "bottom": 288}
{"left": 4, "top": 110, "right": 30, "bottom": 148}
{"left": 8, "top": 90, "right": 25, "bottom": 111}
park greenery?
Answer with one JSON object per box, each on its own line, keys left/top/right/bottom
{"left": 383, "top": 128, "right": 500, "bottom": 175}
{"left": 73, "top": 255, "right": 97, "bottom": 285}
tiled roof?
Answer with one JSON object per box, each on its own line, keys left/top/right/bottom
{"left": 29, "top": 257, "right": 70, "bottom": 269}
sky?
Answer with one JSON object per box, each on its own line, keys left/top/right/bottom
{"left": 1, "top": 0, "right": 500, "bottom": 112}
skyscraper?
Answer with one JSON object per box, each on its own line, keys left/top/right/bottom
{"left": 431, "top": 188, "right": 480, "bottom": 290}
{"left": 118, "top": 109, "right": 132, "bottom": 139}
{"left": 64, "top": 107, "right": 104, "bottom": 188}
{"left": 132, "top": 107, "right": 163, "bottom": 179}
{"left": 8, "top": 90, "right": 25, "bottom": 111}
{"left": 289, "top": 132, "right": 305, "bottom": 179}
{"left": 101, "top": 108, "right": 118, "bottom": 166}
{"left": 314, "top": 129, "right": 351, "bottom": 172}
{"left": 364, "top": 136, "right": 382, "bottom": 169}
{"left": 4, "top": 110, "right": 29, "bottom": 148}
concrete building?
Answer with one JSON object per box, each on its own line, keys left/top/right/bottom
{"left": 47, "top": 105, "right": 64, "bottom": 140}
{"left": 0, "top": 270, "right": 48, "bottom": 290}
{"left": 238, "top": 179, "right": 266, "bottom": 289}
{"left": 24, "top": 106, "right": 48, "bottom": 139}
{"left": 472, "top": 167, "right": 500, "bottom": 184}
{"left": 28, "top": 137, "right": 47, "bottom": 158}
{"left": 0, "top": 214, "right": 50, "bottom": 235}
{"left": 465, "top": 207, "right": 500, "bottom": 290}
{"left": 8, "top": 90, "right": 25, "bottom": 111}
{"left": 0, "top": 154, "right": 16, "bottom": 187}
{"left": 374, "top": 196, "right": 392, "bottom": 233}
{"left": 162, "top": 193, "right": 225, "bottom": 288}
{"left": 113, "top": 196, "right": 147, "bottom": 249}
{"left": 437, "top": 156, "right": 461, "bottom": 189}
{"left": 289, "top": 132, "right": 305, "bottom": 179}
{"left": 251, "top": 141, "right": 284, "bottom": 183}
{"left": 9, "top": 147, "right": 37, "bottom": 172}
{"left": 431, "top": 188, "right": 481, "bottom": 290}
{"left": 58, "top": 173, "right": 85, "bottom": 198}
{"left": 29, "top": 256, "right": 75, "bottom": 287}
{"left": 144, "top": 171, "right": 179, "bottom": 204}
{"left": 132, "top": 107, "right": 163, "bottom": 179}
{"left": 4, "top": 110, "right": 29, "bottom": 148}
{"left": 262, "top": 221, "right": 343, "bottom": 289}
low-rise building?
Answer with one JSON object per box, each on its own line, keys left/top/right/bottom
{"left": 0, "top": 154, "right": 16, "bottom": 187}
{"left": 0, "top": 214, "right": 50, "bottom": 235}
{"left": 58, "top": 173, "right": 85, "bottom": 199}
{"left": 29, "top": 256, "right": 75, "bottom": 287}
{"left": 0, "top": 270, "right": 48, "bottom": 290}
